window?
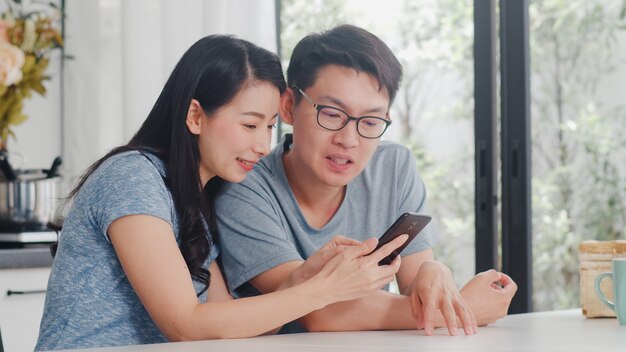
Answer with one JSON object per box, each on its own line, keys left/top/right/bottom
{"left": 529, "top": 0, "right": 626, "bottom": 311}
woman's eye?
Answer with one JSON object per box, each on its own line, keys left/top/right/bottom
{"left": 267, "top": 124, "right": 276, "bottom": 130}
{"left": 244, "top": 124, "right": 256, "bottom": 129}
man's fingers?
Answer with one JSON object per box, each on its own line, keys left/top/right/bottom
{"left": 422, "top": 303, "right": 437, "bottom": 336}
{"left": 465, "top": 308, "right": 479, "bottom": 334}
{"left": 479, "top": 269, "right": 501, "bottom": 282}
{"left": 502, "top": 280, "right": 518, "bottom": 294}
{"left": 440, "top": 302, "right": 458, "bottom": 336}
{"left": 491, "top": 282, "right": 503, "bottom": 289}
{"left": 491, "top": 272, "right": 517, "bottom": 294}
{"left": 454, "top": 301, "right": 475, "bottom": 335}
{"left": 410, "top": 293, "right": 425, "bottom": 329}
{"left": 498, "top": 273, "right": 516, "bottom": 287}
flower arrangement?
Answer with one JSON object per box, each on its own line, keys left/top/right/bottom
{"left": 0, "top": 0, "right": 62, "bottom": 150}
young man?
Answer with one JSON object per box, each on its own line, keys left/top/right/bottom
{"left": 215, "top": 25, "right": 516, "bottom": 336}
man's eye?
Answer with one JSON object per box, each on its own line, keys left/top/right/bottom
{"left": 244, "top": 124, "right": 256, "bottom": 129}
{"left": 321, "top": 110, "right": 341, "bottom": 118}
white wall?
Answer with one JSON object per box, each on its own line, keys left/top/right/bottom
{"left": 8, "top": 0, "right": 277, "bottom": 190}
{"left": 9, "top": 55, "right": 62, "bottom": 170}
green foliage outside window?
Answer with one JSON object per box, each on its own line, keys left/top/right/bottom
{"left": 280, "top": 0, "right": 626, "bottom": 311}
{"left": 530, "top": 0, "right": 626, "bottom": 310}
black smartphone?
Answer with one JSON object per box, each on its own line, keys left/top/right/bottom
{"left": 374, "top": 212, "right": 431, "bottom": 266}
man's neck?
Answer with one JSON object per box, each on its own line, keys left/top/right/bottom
{"left": 282, "top": 149, "right": 345, "bottom": 229}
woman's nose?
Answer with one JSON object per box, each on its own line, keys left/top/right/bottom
{"left": 253, "top": 131, "right": 271, "bottom": 156}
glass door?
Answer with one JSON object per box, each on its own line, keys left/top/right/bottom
{"left": 529, "top": 0, "right": 626, "bottom": 311}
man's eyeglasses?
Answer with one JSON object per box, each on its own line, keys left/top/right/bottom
{"left": 293, "top": 85, "right": 391, "bottom": 139}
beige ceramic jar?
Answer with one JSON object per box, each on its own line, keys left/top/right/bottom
{"left": 578, "top": 240, "right": 626, "bottom": 317}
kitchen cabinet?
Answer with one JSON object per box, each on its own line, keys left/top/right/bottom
{"left": 0, "top": 267, "right": 50, "bottom": 352}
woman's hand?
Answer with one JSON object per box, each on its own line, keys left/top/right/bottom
{"left": 289, "top": 235, "right": 362, "bottom": 286}
{"left": 408, "top": 260, "right": 477, "bottom": 336}
{"left": 311, "top": 234, "right": 409, "bottom": 304}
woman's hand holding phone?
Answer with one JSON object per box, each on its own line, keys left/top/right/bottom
{"left": 309, "top": 234, "right": 409, "bottom": 305}
{"left": 288, "top": 235, "right": 362, "bottom": 286}
{"left": 289, "top": 213, "right": 429, "bottom": 291}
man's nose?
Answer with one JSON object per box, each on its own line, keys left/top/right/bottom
{"left": 332, "top": 120, "right": 360, "bottom": 148}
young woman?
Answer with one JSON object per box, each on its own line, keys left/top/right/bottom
{"left": 35, "top": 35, "right": 406, "bottom": 350}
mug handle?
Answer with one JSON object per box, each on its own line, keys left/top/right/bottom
{"left": 594, "top": 272, "right": 615, "bottom": 311}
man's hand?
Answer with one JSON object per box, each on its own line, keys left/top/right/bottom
{"left": 408, "top": 260, "right": 477, "bottom": 336}
{"left": 460, "top": 270, "right": 517, "bottom": 326}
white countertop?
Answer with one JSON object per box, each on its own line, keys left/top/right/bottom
{"left": 58, "top": 309, "right": 625, "bottom": 352}
{"left": 0, "top": 246, "right": 53, "bottom": 269}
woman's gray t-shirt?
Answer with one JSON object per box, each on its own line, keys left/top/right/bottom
{"left": 35, "top": 151, "right": 219, "bottom": 351}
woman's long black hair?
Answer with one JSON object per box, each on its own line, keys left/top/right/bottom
{"left": 67, "top": 35, "right": 286, "bottom": 294}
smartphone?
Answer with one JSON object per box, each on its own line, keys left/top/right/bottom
{"left": 374, "top": 212, "right": 431, "bottom": 266}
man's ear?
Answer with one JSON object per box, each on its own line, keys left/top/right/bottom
{"left": 186, "top": 99, "right": 203, "bottom": 135}
{"left": 279, "top": 88, "right": 296, "bottom": 126}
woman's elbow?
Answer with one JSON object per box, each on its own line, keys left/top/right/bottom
{"left": 163, "top": 326, "right": 202, "bottom": 342}
{"left": 161, "top": 320, "right": 215, "bottom": 342}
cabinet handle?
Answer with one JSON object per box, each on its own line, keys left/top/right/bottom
{"left": 6, "top": 289, "right": 46, "bottom": 296}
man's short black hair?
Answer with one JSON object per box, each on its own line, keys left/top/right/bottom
{"left": 287, "top": 24, "right": 403, "bottom": 106}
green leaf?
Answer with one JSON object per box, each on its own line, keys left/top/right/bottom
{"left": 32, "top": 81, "right": 46, "bottom": 95}
{"left": 7, "top": 112, "right": 27, "bottom": 126}
{"left": 22, "top": 54, "right": 36, "bottom": 74}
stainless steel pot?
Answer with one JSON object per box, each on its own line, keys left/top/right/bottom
{"left": 0, "top": 171, "right": 61, "bottom": 231}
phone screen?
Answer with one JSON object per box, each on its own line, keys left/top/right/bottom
{"left": 374, "top": 212, "right": 431, "bottom": 265}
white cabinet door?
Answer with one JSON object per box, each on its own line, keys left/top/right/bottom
{"left": 0, "top": 267, "right": 50, "bottom": 352}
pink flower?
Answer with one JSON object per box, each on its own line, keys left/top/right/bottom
{"left": 0, "top": 20, "right": 10, "bottom": 43}
{"left": 0, "top": 42, "right": 24, "bottom": 86}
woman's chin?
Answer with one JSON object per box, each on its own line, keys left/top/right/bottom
{"left": 219, "top": 171, "right": 248, "bottom": 184}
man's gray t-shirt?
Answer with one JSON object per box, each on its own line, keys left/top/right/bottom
{"left": 36, "top": 151, "right": 219, "bottom": 351}
{"left": 216, "top": 134, "right": 439, "bottom": 301}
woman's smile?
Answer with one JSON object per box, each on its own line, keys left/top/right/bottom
{"left": 236, "top": 157, "right": 257, "bottom": 171}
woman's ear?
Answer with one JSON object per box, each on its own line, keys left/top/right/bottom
{"left": 279, "top": 88, "right": 296, "bottom": 126}
{"left": 186, "top": 99, "right": 203, "bottom": 135}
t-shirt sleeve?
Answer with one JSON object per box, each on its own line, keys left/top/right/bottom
{"left": 215, "top": 181, "right": 302, "bottom": 295}
{"left": 395, "top": 147, "right": 440, "bottom": 254}
{"left": 84, "top": 153, "right": 174, "bottom": 241}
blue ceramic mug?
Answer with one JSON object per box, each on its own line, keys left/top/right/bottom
{"left": 595, "top": 258, "right": 626, "bottom": 325}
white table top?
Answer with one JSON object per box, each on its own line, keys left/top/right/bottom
{"left": 62, "top": 309, "right": 625, "bottom": 352}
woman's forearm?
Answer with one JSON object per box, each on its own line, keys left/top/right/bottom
{"left": 178, "top": 277, "right": 330, "bottom": 340}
